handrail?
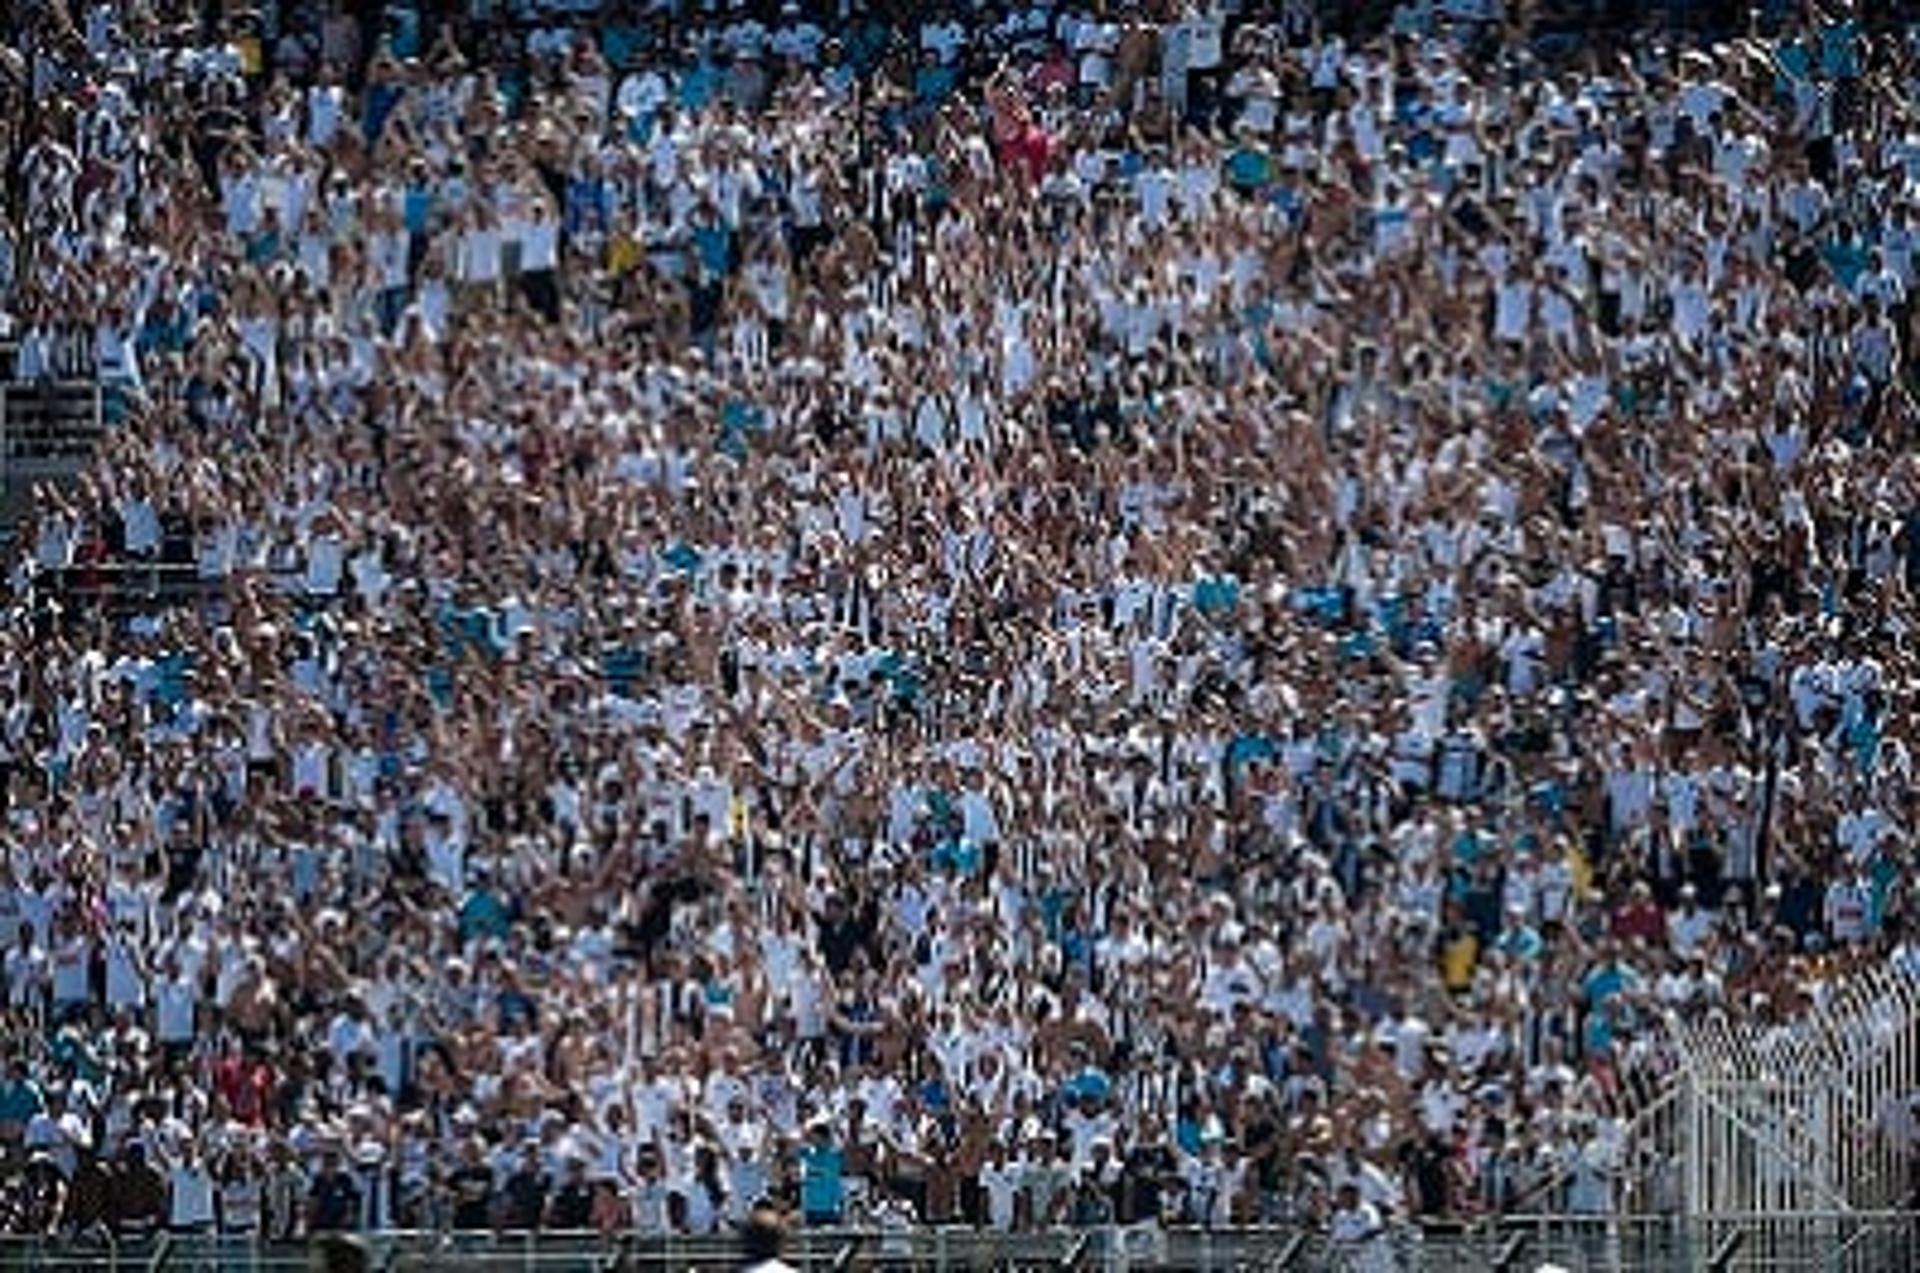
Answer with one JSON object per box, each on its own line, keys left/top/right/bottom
{"left": 0, "top": 377, "right": 100, "bottom": 395}
{"left": 29, "top": 562, "right": 299, "bottom": 605}
{"left": 0, "top": 1219, "right": 1907, "bottom": 1269}
{"left": 1494, "top": 1210, "right": 1920, "bottom": 1224}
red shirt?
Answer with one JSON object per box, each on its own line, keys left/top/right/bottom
{"left": 1004, "top": 124, "right": 1055, "bottom": 186}
{"left": 213, "top": 1054, "right": 277, "bottom": 1127}
{"left": 1611, "top": 899, "right": 1664, "bottom": 944}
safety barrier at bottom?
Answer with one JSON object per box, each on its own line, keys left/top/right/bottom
{"left": 0, "top": 1216, "right": 1913, "bottom": 1272}
{"left": 1462, "top": 1212, "right": 1920, "bottom": 1273}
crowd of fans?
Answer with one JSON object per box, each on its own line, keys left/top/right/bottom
{"left": 0, "top": 0, "right": 1915, "bottom": 1251}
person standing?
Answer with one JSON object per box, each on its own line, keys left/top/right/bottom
{"left": 797, "top": 1120, "right": 844, "bottom": 1227}
{"left": 306, "top": 1145, "right": 363, "bottom": 1235}
{"left": 1328, "top": 1181, "right": 1392, "bottom": 1273}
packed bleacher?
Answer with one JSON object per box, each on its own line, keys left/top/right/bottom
{"left": 0, "top": 0, "right": 1916, "bottom": 1253}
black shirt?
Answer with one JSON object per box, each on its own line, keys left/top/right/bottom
{"left": 1121, "top": 1144, "right": 1177, "bottom": 1224}
{"left": 548, "top": 1181, "right": 592, "bottom": 1230}
{"left": 309, "top": 1169, "right": 361, "bottom": 1232}
{"left": 817, "top": 898, "right": 878, "bottom": 974}
{"left": 500, "top": 1168, "right": 548, "bottom": 1231}
{"left": 1400, "top": 1137, "right": 1452, "bottom": 1218}
{"left": 1242, "top": 1114, "right": 1284, "bottom": 1191}
{"left": 448, "top": 1164, "right": 495, "bottom": 1230}
{"left": 111, "top": 1162, "right": 167, "bottom": 1232}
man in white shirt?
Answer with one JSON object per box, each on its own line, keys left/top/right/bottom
{"left": 1667, "top": 885, "right": 1716, "bottom": 959}
{"left": 978, "top": 1141, "right": 1023, "bottom": 1231}
{"left": 1329, "top": 1182, "right": 1392, "bottom": 1271}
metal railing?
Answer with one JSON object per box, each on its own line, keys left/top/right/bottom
{"left": 0, "top": 1227, "right": 1327, "bottom": 1272}
{"left": 1, "top": 1216, "right": 1917, "bottom": 1273}
{"left": 0, "top": 380, "right": 106, "bottom": 467}
{"left": 1473, "top": 1211, "right": 1920, "bottom": 1273}
{"left": 27, "top": 561, "right": 243, "bottom": 609}
{"left": 0, "top": 378, "right": 108, "bottom": 536}
{"left": 1669, "top": 959, "right": 1920, "bottom": 1222}
{"left": 17, "top": 562, "right": 322, "bottom": 616}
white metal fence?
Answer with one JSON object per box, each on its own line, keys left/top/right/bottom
{"left": 1640, "top": 958, "right": 1920, "bottom": 1271}
{"left": 1671, "top": 960, "right": 1920, "bottom": 1215}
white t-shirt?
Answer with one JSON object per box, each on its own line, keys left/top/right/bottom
{"left": 5, "top": 944, "right": 46, "bottom": 1007}
{"left": 1331, "top": 1198, "right": 1384, "bottom": 1242}
{"left": 1495, "top": 279, "right": 1533, "bottom": 342}
{"left": 305, "top": 535, "right": 344, "bottom": 596}
{"left": 1826, "top": 881, "right": 1870, "bottom": 943}
{"left": 980, "top": 1160, "right": 1022, "bottom": 1230}
{"left": 307, "top": 86, "right": 345, "bottom": 147}
{"left": 104, "top": 939, "right": 145, "bottom": 1009}
{"left": 522, "top": 219, "right": 560, "bottom": 272}
{"left": 52, "top": 937, "right": 92, "bottom": 1005}
{"left": 156, "top": 975, "right": 197, "bottom": 1043}
{"left": 170, "top": 1164, "right": 217, "bottom": 1227}
{"left": 461, "top": 227, "right": 502, "bottom": 283}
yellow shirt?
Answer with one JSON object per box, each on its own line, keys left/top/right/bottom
{"left": 1568, "top": 848, "right": 1594, "bottom": 901}
{"left": 1441, "top": 931, "right": 1479, "bottom": 992}
{"left": 607, "top": 234, "right": 643, "bottom": 278}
